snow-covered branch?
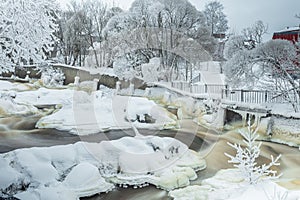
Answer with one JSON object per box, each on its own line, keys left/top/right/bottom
{"left": 225, "top": 117, "right": 282, "bottom": 185}
{"left": 0, "top": 0, "right": 58, "bottom": 71}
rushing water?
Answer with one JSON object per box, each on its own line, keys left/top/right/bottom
{"left": 1, "top": 116, "right": 300, "bottom": 199}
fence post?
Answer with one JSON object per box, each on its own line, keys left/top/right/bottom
{"left": 265, "top": 90, "right": 268, "bottom": 103}
{"left": 116, "top": 81, "right": 121, "bottom": 95}
{"left": 205, "top": 84, "right": 208, "bottom": 93}
{"left": 241, "top": 90, "right": 244, "bottom": 102}
{"left": 225, "top": 85, "right": 229, "bottom": 98}
{"left": 221, "top": 89, "right": 224, "bottom": 99}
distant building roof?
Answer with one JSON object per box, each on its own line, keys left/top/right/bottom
{"left": 272, "top": 26, "right": 300, "bottom": 43}
{"left": 274, "top": 26, "right": 300, "bottom": 34}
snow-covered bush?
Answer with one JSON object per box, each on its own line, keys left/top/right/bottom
{"left": 113, "top": 57, "right": 136, "bottom": 80}
{"left": 225, "top": 117, "right": 282, "bottom": 185}
{"left": 41, "top": 67, "right": 65, "bottom": 87}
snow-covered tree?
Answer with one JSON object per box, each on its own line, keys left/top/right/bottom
{"left": 224, "top": 39, "right": 300, "bottom": 111}
{"left": 225, "top": 118, "right": 282, "bottom": 185}
{"left": 0, "top": 0, "right": 58, "bottom": 71}
{"left": 103, "top": 0, "right": 212, "bottom": 82}
{"left": 41, "top": 66, "right": 65, "bottom": 87}
{"left": 55, "top": 0, "right": 122, "bottom": 67}
{"left": 55, "top": 1, "right": 90, "bottom": 66}
{"left": 203, "top": 1, "right": 229, "bottom": 35}
{"left": 191, "top": 26, "right": 217, "bottom": 55}
{"left": 223, "top": 35, "right": 247, "bottom": 60}
{"left": 242, "top": 20, "right": 268, "bottom": 48}
{"left": 82, "top": 1, "right": 122, "bottom": 68}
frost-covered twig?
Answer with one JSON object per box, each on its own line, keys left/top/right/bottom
{"left": 225, "top": 116, "right": 282, "bottom": 185}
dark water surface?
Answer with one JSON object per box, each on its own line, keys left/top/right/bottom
{"left": 0, "top": 116, "right": 205, "bottom": 153}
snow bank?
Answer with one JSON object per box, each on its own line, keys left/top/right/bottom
{"left": 169, "top": 169, "right": 300, "bottom": 200}
{"left": 0, "top": 136, "right": 205, "bottom": 199}
{"left": 36, "top": 92, "right": 177, "bottom": 135}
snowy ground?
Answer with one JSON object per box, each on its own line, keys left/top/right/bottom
{"left": 169, "top": 169, "right": 300, "bottom": 200}
{"left": 0, "top": 136, "right": 206, "bottom": 199}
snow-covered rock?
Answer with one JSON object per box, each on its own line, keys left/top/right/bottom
{"left": 0, "top": 80, "right": 176, "bottom": 135}
{"left": 36, "top": 93, "right": 177, "bottom": 135}
{"left": 0, "top": 136, "right": 205, "bottom": 199}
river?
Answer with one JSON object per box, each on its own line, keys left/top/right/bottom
{"left": 0, "top": 116, "right": 300, "bottom": 199}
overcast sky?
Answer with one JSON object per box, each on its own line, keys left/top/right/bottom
{"left": 58, "top": 0, "right": 300, "bottom": 41}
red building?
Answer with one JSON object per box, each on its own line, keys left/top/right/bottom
{"left": 272, "top": 26, "right": 300, "bottom": 43}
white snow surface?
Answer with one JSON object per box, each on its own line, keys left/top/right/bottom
{"left": 0, "top": 98, "right": 38, "bottom": 117}
{"left": 52, "top": 64, "right": 117, "bottom": 77}
{"left": 7, "top": 83, "right": 177, "bottom": 135}
{"left": 0, "top": 136, "right": 206, "bottom": 199}
{"left": 169, "top": 169, "right": 300, "bottom": 200}
{"left": 0, "top": 80, "right": 34, "bottom": 92}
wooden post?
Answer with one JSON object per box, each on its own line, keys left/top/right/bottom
{"left": 205, "top": 84, "right": 208, "bottom": 93}
{"left": 241, "top": 90, "right": 244, "bottom": 102}
{"left": 265, "top": 90, "right": 268, "bottom": 103}
{"left": 93, "top": 78, "right": 99, "bottom": 91}
{"left": 225, "top": 85, "right": 228, "bottom": 98}
{"left": 221, "top": 89, "right": 225, "bottom": 99}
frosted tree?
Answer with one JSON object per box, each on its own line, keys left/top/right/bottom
{"left": 224, "top": 39, "right": 300, "bottom": 112}
{"left": 0, "top": 0, "right": 58, "bottom": 71}
{"left": 82, "top": 1, "right": 122, "bottom": 68}
{"left": 203, "top": 1, "right": 229, "bottom": 35}
{"left": 242, "top": 20, "right": 268, "bottom": 48}
{"left": 224, "top": 35, "right": 248, "bottom": 60}
{"left": 192, "top": 26, "right": 218, "bottom": 55}
{"left": 225, "top": 118, "right": 282, "bottom": 185}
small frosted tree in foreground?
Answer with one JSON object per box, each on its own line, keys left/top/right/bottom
{"left": 225, "top": 118, "right": 282, "bottom": 185}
